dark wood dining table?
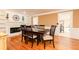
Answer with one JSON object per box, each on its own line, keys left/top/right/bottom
{"left": 23, "top": 28, "right": 49, "bottom": 45}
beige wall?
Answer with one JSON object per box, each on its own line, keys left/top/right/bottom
{"left": 73, "top": 9, "right": 79, "bottom": 28}
{"left": 38, "top": 13, "right": 58, "bottom": 26}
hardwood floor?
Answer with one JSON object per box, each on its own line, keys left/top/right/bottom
{"left": 7, "top": 35, "right": 79, "bottom": 50}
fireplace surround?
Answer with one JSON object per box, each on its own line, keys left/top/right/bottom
{"left": 10, "top": 27, "right": 21, "bottom": 33}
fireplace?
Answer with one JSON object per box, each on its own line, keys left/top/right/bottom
{"left": 10, "top": 27, "right": 21, "bottom": 33}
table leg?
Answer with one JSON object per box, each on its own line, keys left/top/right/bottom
{"left": 37, "top": 34, "right": 43, "bottom": 46}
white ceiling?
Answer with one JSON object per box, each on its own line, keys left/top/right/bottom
{"left": 7, "top": 9, "right": 61, "bottom": 16}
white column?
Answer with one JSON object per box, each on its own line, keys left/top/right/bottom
{"left": 32, "top": 16, "right": 38, "bottom": 25}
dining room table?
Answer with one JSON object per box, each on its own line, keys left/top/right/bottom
{"left": 23, "top": 28, "right": 50, "bottom": 45}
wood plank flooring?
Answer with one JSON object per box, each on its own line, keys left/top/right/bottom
{"left": 7, "top": 35, "right": 79, "bottom": 50}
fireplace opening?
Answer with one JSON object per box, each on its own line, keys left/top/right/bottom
{"left": 10, "top": 27, "right": 21, "bottom": 33}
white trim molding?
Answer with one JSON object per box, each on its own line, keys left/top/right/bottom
{"left": 33, "top": 9, "right": 73, "bottom": 16}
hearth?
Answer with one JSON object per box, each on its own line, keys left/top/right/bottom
{"left": 10, "top": 27, "right": 21, "bottom": 33}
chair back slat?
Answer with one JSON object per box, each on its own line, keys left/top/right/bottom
{"left": 50, "top": 25, "right": 57, "bottom": 36}
{"left": 26, "top": 26, "right": 32, "bottom": 35}
{"left": 20, "top": 25, "right": 27, "bottom": 34}
{"left": 26, "top": 26, "right": 32, "bottom": 31}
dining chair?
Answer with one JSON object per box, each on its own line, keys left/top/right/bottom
{"left": 39, "top": 25, "right": 45, "bottom": 29}
{"left": 31, "top": 25, "right": 39, "bottom": 32}
{"left": 24, "top": 26, "right": 37, "bottom": 48}
{"left": 43, "top": 25, "right": 57, "bottom": 49}
{"left": 31, "top": 25, "right": 45, "bottom": 46}
{"left": 20, "top": 25, "right": 27, "bottom": 42}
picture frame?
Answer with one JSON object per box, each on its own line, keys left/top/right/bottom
{"left": 12, "top": 15, "right": 20, "bottom": 21}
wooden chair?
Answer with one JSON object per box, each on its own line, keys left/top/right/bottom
{"left": 24, "top": 26, "right": 37, "bottom": 48}
{"left": 39, "top": 25, "right": 45, "bottom": 29}
{"left": 43, "top": 25, "right": 57, "bottom": 49}
{"left": 20, "top": 25, "right": 27, "bottom": 42}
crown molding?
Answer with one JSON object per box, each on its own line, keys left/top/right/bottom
{"left": 33, "top": 9, "right": 73, "bottom": 16}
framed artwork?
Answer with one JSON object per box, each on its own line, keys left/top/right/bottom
{"left": 22, "top": 16, "right": 24, "bottom": 21}
{"left": 12, "top": 15, "right": 20, "bottom": 21}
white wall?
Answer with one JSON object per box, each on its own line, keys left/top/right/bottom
{"left": 68, "top": 28, "right": 79, "bottom": 39}
{"left": 25, "top": 16, "right": 32, "bottom": 25}
{"left": 0, "top": 10, "right": 31, "bottom": 37}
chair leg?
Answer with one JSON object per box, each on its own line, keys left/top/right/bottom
{"left": 24, "top": 37, "right": 28, "bottom": 44}
{"left": 37, "top": 37, "right": 41, "bottom": 46}
{"left": 31, "top": 39, "right": 34, "bottom": 48}
{"left": 37, "top": 39, "right": 39, "bottom": 46}
{"left": 53, "top": 38, "right": 55, "bottom": 48}
{"left": 53, "top": 41, "right": 55, "bottom": 48}
{"left": 44, "top": 41, "right": 46, "bottom": 49}
{"left": 21, "top": 35, "right": 23, "bottom": 42}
